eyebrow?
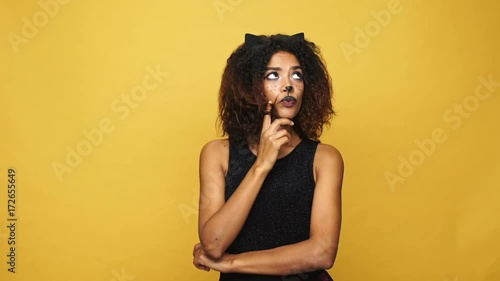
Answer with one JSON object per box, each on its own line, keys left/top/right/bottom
{"left": 266, "top": 66, "right": 302, "bottom": 71}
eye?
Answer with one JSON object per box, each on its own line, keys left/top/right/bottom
{"left": 265, "top": 72, "right": 279, "bottom": 80}
{"left": 291, "top": 72, "right": 303, "bottom": 80}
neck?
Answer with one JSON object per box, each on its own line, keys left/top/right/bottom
{"left": 283, "top": 125, "right": 301, "bottom": 147}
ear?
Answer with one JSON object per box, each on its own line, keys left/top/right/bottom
{"left": 245, "top": 33, "right": 264, "bottom": 48}
{"left": 292, "top": 32, "right": 305, "bottom": 40}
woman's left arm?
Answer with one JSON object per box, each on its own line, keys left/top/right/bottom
{"left": 194, "top": 144, "right": 344, "bottom": 275}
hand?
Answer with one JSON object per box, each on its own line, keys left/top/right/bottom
{"left": 193, "top": 243, "right": 210, "bottom": 272}
{"left": 254, "top": 102, "right": 294, "bottom": 172}
{"left": 193, "top": 243, "right": 234, "bottom": 272}
{"left": 193, "top": 243, "right": 234, "bottom": 273}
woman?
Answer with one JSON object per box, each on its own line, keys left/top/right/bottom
{"left": 193, "top": 33, "right": 344, "bottom": 281}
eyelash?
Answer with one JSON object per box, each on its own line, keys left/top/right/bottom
{"left": 265, "top": 71, "right": 303, "bottom": 80}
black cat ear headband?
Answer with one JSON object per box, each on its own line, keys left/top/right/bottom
{"left": 244, "top": 32, "right": 305, "bottom": 48}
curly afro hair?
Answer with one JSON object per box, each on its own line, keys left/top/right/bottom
{"left": 217, "top": 33, "right": 335, "bottom": 144}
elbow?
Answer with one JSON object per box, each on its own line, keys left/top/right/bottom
{"left": 200, "top": 236, "right": 225, "bottom": 259}
{"left": 313, "top": 243, "right": 338, "bottom": 270}
{"left": 321, "top": 254, "right": 336, "bottom": 270}
{"left": 203, "top": 246, "right": 224, "bottom": 260}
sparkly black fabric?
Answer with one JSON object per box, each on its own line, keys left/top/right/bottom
{"left": 220, "top": 139, "right": 333, "bottom": 281}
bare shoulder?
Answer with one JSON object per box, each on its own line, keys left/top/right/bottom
{"left": 313, "top": 143, "right": 344, "bottom": 182}
{"left": 201, "top": 138, "right": 229, "bottom": 154}
{"left": 200, "top": 138, "right": 230, "bottom": 174}
{"left": 315, "top": 143, "right": 343, "bottom": 166}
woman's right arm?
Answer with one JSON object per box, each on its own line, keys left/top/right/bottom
{"left": 198, "top": 112, "right": 293, "bottom": 259}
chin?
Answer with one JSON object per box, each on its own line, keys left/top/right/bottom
{"left": 274, "top": 110, "right": 299, "bottom": 120}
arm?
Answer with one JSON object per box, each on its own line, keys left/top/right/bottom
{"left": 197, "top": 139, "right": 268, "bottom": 259}
{"left": 196, "top": 144, "right": 344, "bottom": 275}
{"left": 198, "top": 112, "right": 294, "bottom": 259}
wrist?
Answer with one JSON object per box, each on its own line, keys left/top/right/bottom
{"left": 252, "top": 162, "right": 271, "bottom": 175}
{"left": 222, "top": 253, "right": 236, "bottom": 273}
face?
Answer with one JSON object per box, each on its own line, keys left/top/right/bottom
{"left": 262, "top": 51, "right": 304, "bottom": 120}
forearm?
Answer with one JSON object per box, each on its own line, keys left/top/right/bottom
{"left": 227, "top": 237, "right": 337, "bottom": 275}
{"left": 200, "top": 164, "right": 268, "bottom": 258}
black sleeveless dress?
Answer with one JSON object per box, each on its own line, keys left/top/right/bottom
{"left": 220, "top": 139, "right": 334, "bottom": 281}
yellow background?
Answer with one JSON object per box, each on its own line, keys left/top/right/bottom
{"left": 1, "top": 0, "right": 499, "bottom": 280}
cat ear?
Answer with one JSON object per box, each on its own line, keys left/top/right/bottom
{"left": 244, "top": 33, "right": 264, "bottom": 48}
{"left": 292, "top": 32, "right": 305, "bottom": 40}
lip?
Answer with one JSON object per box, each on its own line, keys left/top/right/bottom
{"left": 280, "top": 96, "right": 297, "bottom": 107}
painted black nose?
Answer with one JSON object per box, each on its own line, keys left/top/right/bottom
{"left": 285, "top": 86, "right": 293, "bottom": 92}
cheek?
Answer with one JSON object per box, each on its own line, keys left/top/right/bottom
{"left": 265, "top": 84, "right": 280, "bottom": 98}
{"left": 295, "top": 84, "right": 304, "bottom": 96}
